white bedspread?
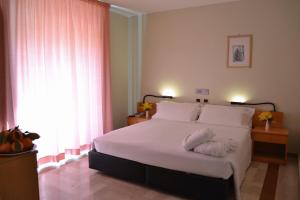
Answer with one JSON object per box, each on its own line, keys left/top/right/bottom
{"left": 93, "top": 119, "right": 252, "bottom": 200}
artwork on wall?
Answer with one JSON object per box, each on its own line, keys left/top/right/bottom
{"left": 227, "top": 34, "right": 253, "bottom": 68}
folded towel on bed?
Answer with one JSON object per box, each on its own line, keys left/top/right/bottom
{"left": 193, "top": 139, "right": 237, "bottom": 157}
{"left": 183, "top": 128, "right": 215, "bottom": 151}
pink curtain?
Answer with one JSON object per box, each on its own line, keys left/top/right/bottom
{"left": 0, "top": 0, "right": 112, "bottom": 164}
{"left": 0, "top": 0, "right": 14, "bottom": 131}
{"left": 0, "top": 2, "right": 5, "bottom": 130}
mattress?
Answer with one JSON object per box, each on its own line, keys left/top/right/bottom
{"left": 93, "top": 119, "right": 252, "bottom": 199}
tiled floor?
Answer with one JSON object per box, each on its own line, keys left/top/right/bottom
{"left": 240, "top": 162, "right": 268, "bottom": 200}
{"left": 275, "top": 156, "right": 299, "bottom": 200}
{"left": 39, "top": 156, "right": 299, "bottom": 200}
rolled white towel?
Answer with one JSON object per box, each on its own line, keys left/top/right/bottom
{"left": 183, "top": 128, "right": 215, "bottom": 151}
{"left": 193, "top": 138, "right": 238, "bottom": 157}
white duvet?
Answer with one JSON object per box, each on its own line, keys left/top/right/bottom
{"left": 93, "top": 119, "right": 252, "bottom": 200}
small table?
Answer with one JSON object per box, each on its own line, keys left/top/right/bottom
{"left": 127, "top": 116, "right": 148, "bottom": 126}
{"left": 0, "top": 150, "right": 40, "bottom": 200}
{"left": 251, "top": 126, "right": 288, "bottom": 164}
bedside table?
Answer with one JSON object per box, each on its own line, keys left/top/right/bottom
{"left": 0, "top": 151, "right": 39, "bottom": 200}
{"left": 127, "top": 116, "right": 148, "bottom": 126}
{"left": 251, "top": 126, "right": 288, "bottom": 164}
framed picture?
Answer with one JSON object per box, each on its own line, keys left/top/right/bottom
{"left": 227, "top": 34, "right": 253, "bottom": 68}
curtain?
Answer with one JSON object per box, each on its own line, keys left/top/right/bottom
{"left": 0, "top": 0, "right": 112, "bottom": 164}
{"left": 0, "top": 2, "right": 5, "bottom": 129}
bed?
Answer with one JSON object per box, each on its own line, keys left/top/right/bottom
{"left": 89, "top": 103, "right": 254, "bottom": 200}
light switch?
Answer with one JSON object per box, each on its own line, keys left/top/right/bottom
{"left": 195, "top": 88, "right": 209, "bottom": 95}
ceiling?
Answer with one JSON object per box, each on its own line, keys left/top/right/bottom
{"left": 101, "top": 0, "right": 239, "bottom": 13}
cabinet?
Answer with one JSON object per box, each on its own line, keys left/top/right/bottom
{"left": 0, "top": 151, "right": 40, "bottom": 200}
{"left": 252, "top": 127, "right": 288, "bottom": 164}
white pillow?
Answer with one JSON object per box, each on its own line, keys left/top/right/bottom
{"left": 152, "top": 101, "right": 201, "bottom": 122}
{"left": 197, "top": 104, "right": 255, "bottom": 128}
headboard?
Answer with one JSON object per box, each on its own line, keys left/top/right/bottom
{"left": 252, "top": 111, "right": 284, "bottom": 128}
{"left": 137, "top": 102, "right": 284, "bottom": 128}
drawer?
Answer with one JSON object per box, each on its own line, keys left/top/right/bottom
{"left": 253, "top": 133, "right": 288, "bottom": 144}
{"left": 127, "top": 117, "right": 147, "bottom": 125}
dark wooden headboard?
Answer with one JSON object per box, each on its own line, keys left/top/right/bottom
{"left": 137, "top": 102, "right": 284, "bottom": 128}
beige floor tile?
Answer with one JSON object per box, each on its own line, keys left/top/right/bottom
{"left": 240, "top": 162, "right": 268, "bottom": 200}
{"left": 275, "top": 156, "right": 300, "bottom": 200}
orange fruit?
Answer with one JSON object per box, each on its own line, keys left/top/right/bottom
{"left": 21, "top": 137, "right": 33, "bottom": 151}
{"left": 0, "top": 143, "right": 11, "bottom": 153}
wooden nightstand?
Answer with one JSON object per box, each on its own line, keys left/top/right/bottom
{"left": 251, "top": 126, "right": 288, "bottom": 165}
{"left": 0, "top": 151, "right": 39, "bottom": 200}
{"left": 127, "top": 116, "right": 148, "bottom": 126}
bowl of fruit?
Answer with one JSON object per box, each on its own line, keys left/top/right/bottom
{"left": 0, "top": 126, "right": 40, "bottom": 156}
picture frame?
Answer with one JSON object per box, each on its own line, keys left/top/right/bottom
{"left": 227, "top": 34, "right": 253, "bottom": 68}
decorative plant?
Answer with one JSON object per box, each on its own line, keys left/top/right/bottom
{"left": 258, "top": 111, "right": 272, "bottom": 121}
{"left": 258, "top": 111, "right": 272, "bottom": 130}
{"left": 0, "top": 126, "right": 40, "bottom": 154}
{"left": 142, "top": 102, "right": 152, "bottom": 111}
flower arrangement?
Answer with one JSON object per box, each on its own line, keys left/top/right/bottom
{"left": 258, "top": 111, "right": 272, "bottom": 121}
{"left": 142, "top": 102, "right": 152, "bottom": 111}
{"left": 258, "top": 112, "right": 272, "bottom": 130}
{"left": 142, "top": 102, "right": 152, "bottom": 119}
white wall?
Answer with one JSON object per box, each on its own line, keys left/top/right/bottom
{"left": 142, "top": 0, "right": 300, "bottom": 152}
{"left": 110, "top": 12, "right": 129, "bottom": 129}
{"left": 110, "top": 11, "right": 140, "bottom": 129}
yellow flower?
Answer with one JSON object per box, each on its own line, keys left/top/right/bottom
{"left": 142, "top": 102, "right": 152, "bottom": 111}
{"left": 258, "top": 111, "right": 272, "bottom": 121}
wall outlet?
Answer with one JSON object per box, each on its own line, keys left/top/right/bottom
{"left": 196, "top": 88, "right": 209, "bottom": 95}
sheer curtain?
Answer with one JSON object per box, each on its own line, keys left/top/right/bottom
{"left": 0, "top": 0, "right": 112, "bottom": 164}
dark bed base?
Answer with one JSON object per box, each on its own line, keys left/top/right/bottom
{"left": 88, "top": 149, "right": 234, "bottom": 200}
